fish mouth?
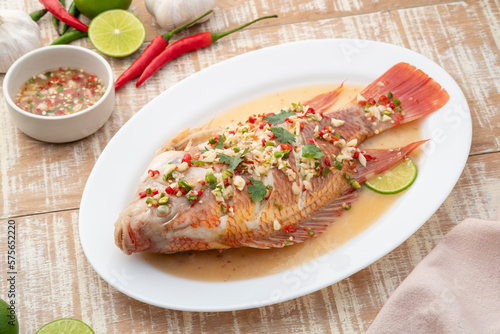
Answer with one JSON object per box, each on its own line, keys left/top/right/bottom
{"left": 114, "top": 217, "right": 132, "bottom": 254}
{"left": 114, "top": 216, "right": 150, "bottom": 255}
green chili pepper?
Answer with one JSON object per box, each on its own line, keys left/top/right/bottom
{"left": 178, "top": 180, "right": 193, "bottom": 192}
{"left": 52, "top": 0, "right": 67, "bottom": 35}
{"left": 350, "top": 179, "right": 361, "bottom": 189}
{"left": 61, "top": 1, "right": 80, "bottom": 35}
{"left": 158, "top": 196, "right": 169, "bottom": 205}
{"left": 30, "top": 8, "right": 48, "bottom": 22}
{"left": 205, "top": 173, "right": 217, "bottom": 184}
{"left": 51, "top": 30, "right": 88, "bottom": 45}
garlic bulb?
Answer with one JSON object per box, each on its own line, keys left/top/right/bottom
{"left": 0, "top": 10, "right": 41, "bottom": 73}
{"left": 145, "top": 0, "right": 217, "bottom": 31}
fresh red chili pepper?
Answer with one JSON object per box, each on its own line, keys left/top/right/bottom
{"left": 148, "top": 169, "right": 160, "bottom": 177}
{"left": 136, "top": 15, "right": 278, "bottom": 87}
{"left": 114, "top": 10, "right": 213, "bottom": 91}
{"left": 378, "top": 95, "right": 390, "bottom": 105}
{"left": 181, "top": 153, "right": 192, "bottom": 167}
{"left": 40, "top": 0, "right": 88, "bottom": 32}
{"left": 139, "top": 190, "right": 148, "bottom": 198}
{"left": 165, "top": 186, "right": 177, "bottom": 195}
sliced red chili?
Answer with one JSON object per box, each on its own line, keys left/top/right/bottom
{"left": 181, "top": 153, "right": 192, "bottom": 167}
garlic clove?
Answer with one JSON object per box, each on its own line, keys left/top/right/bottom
{"left": 0, "top": 10, "right": 41, "bottom": 73}
{"left": 145, "top": 0, "right": 217, "bottom": 31}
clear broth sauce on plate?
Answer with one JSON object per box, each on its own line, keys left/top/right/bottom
{"left": 15, "top": 67, "right": 106, "bottom": 116}
{"left": 142, "top": 84, "right": 422, "bottom": 282}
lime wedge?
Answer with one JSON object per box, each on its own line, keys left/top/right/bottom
{"left": 88, "top": 9, "right": 146, "bottom": 57}
{"left": 36, "top": 318, "right": 94, "bottom": 334}
{"left": 365, "top": 158, "right": 418, "bottom": 194}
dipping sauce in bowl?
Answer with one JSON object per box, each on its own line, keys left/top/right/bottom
{"left": 3, "top": 45, "right": 115, "bottom": 143}
{"left": 15, "top": 67, "right": 106, "bottom": 116}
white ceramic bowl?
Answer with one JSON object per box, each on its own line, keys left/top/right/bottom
{"left": 3, "top": 45, "right": 115, "bottom": 143}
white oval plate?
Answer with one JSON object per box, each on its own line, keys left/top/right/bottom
{"left": 79, "top": 39, "right": 471, "bottom": 312}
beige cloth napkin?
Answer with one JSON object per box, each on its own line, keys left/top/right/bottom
{"left": 367, "top": 204, "right": 500, "bottom": 334}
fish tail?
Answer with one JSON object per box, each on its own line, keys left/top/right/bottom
{"left": 354, "top": 139, "right": 428, "bottom": 184}
{"left": 360, "top": 63, "right": 450, "bottom": 125}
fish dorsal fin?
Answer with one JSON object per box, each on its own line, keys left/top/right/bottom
{"left": 304, "top": 84, "right": 344, "bottom": 113}
{"left": 354, "top": 139, "right": 428, "bottom": 184}
{"left": 240, "top": 191, "right": 357, "bottom": 249}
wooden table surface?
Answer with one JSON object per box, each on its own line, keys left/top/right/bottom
{"left": 1, "top": 0, "right": 499, "bottom": 332}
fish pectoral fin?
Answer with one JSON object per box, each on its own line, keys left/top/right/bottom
{"left": 240, "top": 191, "right": 357, "bottom": 249}
{"left": 355, "top": 139, "right": 428, "bottom": 184}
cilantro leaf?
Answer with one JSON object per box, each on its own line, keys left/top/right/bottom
{"left": 247, "top": 178, "right": 267, "bottom": 202}
{"left": 264, "top": 110, "right": 295, "bottom": 125}
{"left": 218, "top": 148, "right": 249, "bottom": 171}
{"left": 215, "top": 134, "right": 226, "bottom": 150}
{"left": 302, "top": 143, "right": 324, "bottom": 159}
{"left": 270, "top": 127, "right": 296, "bottom": 145}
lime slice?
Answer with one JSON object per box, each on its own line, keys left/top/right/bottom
{"left": 88, "top": 9, "right": 146, "bottom": 57}
{"left": 0, "top": 298, "right": 19, "bottom": 334}
{"left": 365, "top": 158, "right": 418, "bottom": 194}
{"left": 36, "top": 318, "right": 94, "bottom": 334}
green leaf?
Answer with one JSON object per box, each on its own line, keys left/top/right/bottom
{"left": 271, "top": 127, "right": 296, "bottom": 145}
{"left": 215, "top": 134, "right": 226, "bottom": 150}
{"left": 218, "top": 148, "right": 249, "bottom": 171}
{"left": 248, "top": 178, "right": 267, "bottom": 202}
{"left": 264, "top": 110, "right": 295, "bottom": 125}
{"left": 302, "top": 143, "right": 324, "bottom": 159}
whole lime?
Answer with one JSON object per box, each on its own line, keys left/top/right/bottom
{"left": 0, "top": 298, "right": 19, "bottom": 334}
{"left": 74, "top": 0, "right": 133, "bottom": 19}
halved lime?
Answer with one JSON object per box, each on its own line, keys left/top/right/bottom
{"left": 36, "top": 318, "right": 94, "bottom": 334}
{"left": 88, "top": 9, "right": 146, "bottom": 58}
{"left": 365, "top": 158, "right": 418, "bottom": 194}
{"left": 74, "top": 0, "right": 132, "bottom": 19}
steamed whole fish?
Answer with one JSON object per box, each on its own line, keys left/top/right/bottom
{"left": 115, "top": 62, "right": 450, "bottom": 254}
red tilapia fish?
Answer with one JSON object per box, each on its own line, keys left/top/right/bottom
{"left": 114, "top": 62, "right": 449, "bottom": 255}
